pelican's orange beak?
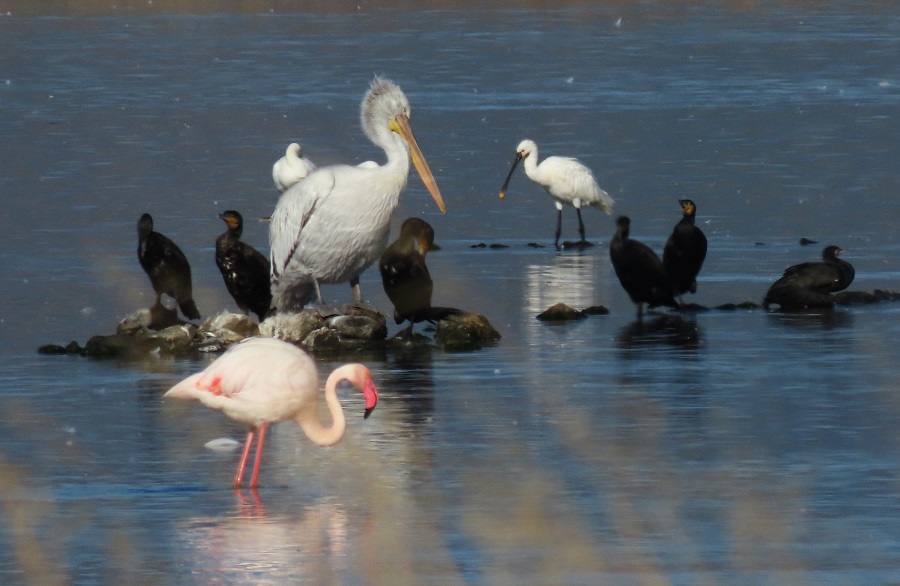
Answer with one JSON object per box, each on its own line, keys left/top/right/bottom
{"left": 391, "top": 114, "right": 446, "bottom": 213}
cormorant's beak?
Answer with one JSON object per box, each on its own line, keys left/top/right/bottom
{"left": 499, "top": 152, "right": 524, "bottom": 199}
{"left": 391, "top": 114, "right": 446, "bottom": 213}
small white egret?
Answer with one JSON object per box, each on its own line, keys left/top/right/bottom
{"left": 272, "top": 142, "right": 317, "bottom": 192}
{"left": 268, "top": 77, "right": 446, "bottom": 312}
{"left": 499, "top": 139, "right": 613, "bottom": 248}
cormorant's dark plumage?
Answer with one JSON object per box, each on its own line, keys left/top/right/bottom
{"left": 763, "top": 245, "right": 855, "bottom": 310}
{"left": 663, "top": 199, "right": 707, "bottom": 300}
{"left": 380, "top": 218, "right": 458, "bottom": 336}
{"left": 215, "top": 210, "right": 272, "bottom": 321}
{"left": 610, "top": 216, "right": 678, "bottom": 317}
{"left": 137, "top": 213, "right": 201, "bottom": 320}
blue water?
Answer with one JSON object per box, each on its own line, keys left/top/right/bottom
{"left": 1, "top": 2, "right": 899, "bottom": 583}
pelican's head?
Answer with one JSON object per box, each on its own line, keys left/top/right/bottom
{"left": 361, "top": 77, "right": 446, "bottom": 213}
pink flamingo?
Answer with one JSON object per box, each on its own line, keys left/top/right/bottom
{"left": 164, "top": 337, "right": 379, "bottom": 488}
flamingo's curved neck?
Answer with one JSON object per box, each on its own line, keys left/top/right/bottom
{"left": 295, "top": 367, "right": 351, "bottom": 447}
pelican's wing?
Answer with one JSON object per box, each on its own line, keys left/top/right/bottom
{"left": 268, "top": 169, "right": 337, "bottom": 278}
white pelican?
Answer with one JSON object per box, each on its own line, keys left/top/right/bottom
{"left": 268, "top": 77, "right": 446, "bottom": 312}
{"left": 499, "top": 139, "right": 614, "bottom": 248}
{"left": 272, "top": 142, "right": 317, "bottom": 192}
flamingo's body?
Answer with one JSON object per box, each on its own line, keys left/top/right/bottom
{"left": 499, "top": 139, "right": 613, "bottom": 247}
{"left": 272, "top": 143, "right": 317, "bottom": 193}
{"left": 268, "top": 77, "right": 445, "bottom": 312}
{"left": 164, "top": 336, "right": 379, "bottom": 488}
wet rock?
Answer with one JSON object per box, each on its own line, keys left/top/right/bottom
{"left": 581, "top": 305, "right": 610, "bottom": 316}
{"left": 302, "top": 327, "right": 343, "bottom": 352}
{"left": 202, "top": 312, "right": 259, "bottom": 339}
{"left": 259, "top": 310, "right": 326, "bottom": 342}
{"left": 434, "top": 311, "right": 501, "bottom": 351}
{"left": 536, "top": 303, "right": 586, "bottom": 321}
{"left": 560, "top": 240, "right": 593, "bottom": 249}
{"left": 835, "top": 290, "right": 900, "bottom": 305}
{"left": 38, "top": 341, "right": 82, "bottom": 355}
{"left": 82, "top": 333, "right": 140, "bottom": 358}
{"left": 260, "top": 304, "right": 387, "bottom": 351}
{"left": 326, "top": 314, "right": 387, "bottom": 340}
{"left": 715, "top": 301, "right": 761, "bottom": 311}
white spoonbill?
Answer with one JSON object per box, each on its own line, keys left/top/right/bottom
{"left": 499, "top": 139, "right": 613, "bottom": 248}
{"left": 269, "top": 77, "right": 446, "bottom": 312}
{"left": 272, "top": 143, "right": 317, "bottom": 192}
{"left": 164, "top": 336, "right": 379, "bottom": 489}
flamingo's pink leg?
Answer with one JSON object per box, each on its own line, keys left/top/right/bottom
{"left": 233, "top": 430, "right": 255, "bottom": 488}
{"left": 249, "top": 424, "right": 268, "bottom": 488}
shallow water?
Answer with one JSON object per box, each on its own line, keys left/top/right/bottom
{"left": 2, "top": 2, "right": 900, "bottom": 583}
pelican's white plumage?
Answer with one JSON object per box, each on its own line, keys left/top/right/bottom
{"left": 272, "top": 143, "right": 317, "bottom": 192}
{"left": 499, "top": 139, "right": 613, "bottom": 247}
{"left": 269, "top": 77, "right": 445, "bottom": 312}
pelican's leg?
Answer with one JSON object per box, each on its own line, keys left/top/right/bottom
{"left": 312, "top": 276, "right": 325, "bottom": 305}
{"left": 402, "top": 320, "right": 414, "bottom": 339}
{"left": 249, "top": 424, "right": 267, "bottom": 489}
{"left": 233, "top": 429, "right": 255, "bottom": 488}
{"left": 576, "top": 208, "right": 587, "bottom": 242}
{"left": 350, "top": 276, "right": 362, "bottom": 303}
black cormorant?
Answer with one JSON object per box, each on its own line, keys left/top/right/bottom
{"left": 610, "top": 216, "right": 678, "bottom": 317}
{"left": 137, "top": 213, "right": 201, "bottom": 320}
{"left": 663, "top": 199, "right": 708, "bottom": 301}
{"left": 763, "top": 245, "right": 855, "bottom": 310}
{"left": 379, "top": 218, "right": 458, "bottom": 337}
{"left": 215, "top": 210, "right": 272, "bottom": 321}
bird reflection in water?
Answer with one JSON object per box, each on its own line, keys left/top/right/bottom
{"left": 384, "top": 347, "right": 436, "bottom": 431}
{"left": 175, "top": 498, "right": 350, "bottom": 581}
{"left": 524, "top": 252, "right": 607, "bottom": 315}
{"left": 766, "top": 307, "right": 854, "bottom": 331}
{"left": 615, "top": 315, "right": 703, "bottom": 352}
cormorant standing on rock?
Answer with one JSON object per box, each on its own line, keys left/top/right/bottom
{"left": 663, "top": 199, "right": 707, "bottom": 302}
{"left": 609, "top": 216, "right": 678, "bottom": 317}
{"left": 763, "top": 245, "right": 855, "bottom": 310}
{"left": 380, "top": 218, "right": 458, "bottom": 337}
{"left": 137, "top": 213, "right": 201, "bottom": 320}
{"left": 215, "top": 210, "right": 272, "bottom": 321}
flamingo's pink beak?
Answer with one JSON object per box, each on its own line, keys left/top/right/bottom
{"left": 363, "top": 377, "right": 379, "bottom": 419}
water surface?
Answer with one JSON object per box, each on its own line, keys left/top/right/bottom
{"left": 1, "top": 2, "right": 899, "bottom": 583}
